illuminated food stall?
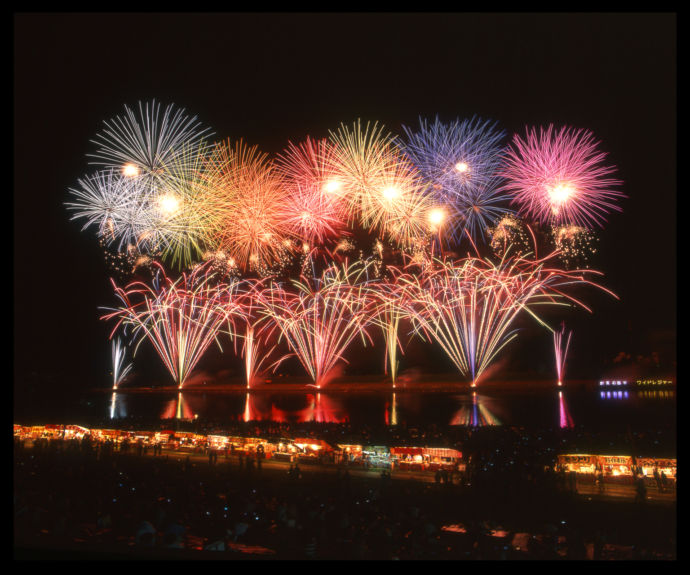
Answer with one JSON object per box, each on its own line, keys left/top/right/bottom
{"left": 207, "top": 435, "right": 230, "bottom": 451}
{"left": 171, "top": 432, "right": 207, "bottom": 450}
{"left": 390, "top": 447, "right": 463, "bottom": 471}
{"left": 636, "top": 457, "right": 677, "bottom": 482}
{"left": 557, "top": 454, "right": 598, "bottom": 474}
{"left": 154, "top": 430, "right": 175, "bottom": 445}
{"left": 63, "top": 425, "right": 90, "bottom": 440}
{"left": 90, "top": 429, "right": 127, "bottom": 444}
{"left": 43, "top": 424, "right": 66, "bottom": 439}
{"left": 27, "top": 425, "right": 47, "bottom": 439}
{"left": 292, "top": 438, "right": 331, "bottom": 462}
{"left": 337, "top": 444, "right": 362, "bottom": 461}
{"left": 362, "top": 446, "right": 392, "bottom": 468}
{"left": 599, "top": 455, "right": 633, "bottom": 477}
{"left": 131, "top": 430, "right": 156, "bottom": 444}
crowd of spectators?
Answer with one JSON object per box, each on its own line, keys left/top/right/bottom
{"left": 14, "top": 421, "right": 676, "bottom": 560}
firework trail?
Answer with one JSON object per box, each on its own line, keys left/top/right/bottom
{"left": 367, "top": 269, "right": 419, "bottom": 387}
{"left": 402, "top": 116, "right": 510, "bottom": 244}
{"left": 235, "top": 280, "right": 282, "bottom": 389}
{"left": 261, "top": 261, "right": 375, "bottom": 388}
{"left": 102, "top": 262, "right": 246, "bottom": 389}
{"left": 553, "top": 323, "right": 572, "bottom": 386}
{"left": 501, "top": 125, "right": 623, "bottom": 228}
{"left": 111, "top": 337, "right": 134, "bottom": 390}
{"left": 403, "top": 257, "right": 521, "bottom": 387}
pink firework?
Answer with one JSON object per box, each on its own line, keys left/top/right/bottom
{"left": 274, "top": 137, "right": 347, "bottom": 244}
{"left": 235, "top": 279, "right": 282, "bottom": 389}
{"left": 501, "top": 125, "right": 623, "bottom": 228}
{"left": 553, "top": 323, "right": 572, "bottom": 386}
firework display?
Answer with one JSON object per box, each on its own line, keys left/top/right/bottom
{"left": 401, "top": 252, "right": 615, "bottom": 386}
{"left": 101, "top": 262, "right": 246, "bottom": 389}
{"left": 236, "top": 280, "right": 281, "bottom": 389}
{"left": 68, "top": 101, "right": 625, "bottom": 390}
{"left": 260, "top": 262, "right": 375, "bottom": 388}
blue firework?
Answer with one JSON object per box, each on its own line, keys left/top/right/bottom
{"left": 453, "top": 175, "right": 515, "bottom": 244}
{"left": 401, "top": 116, "right": 512, "bottom": 244}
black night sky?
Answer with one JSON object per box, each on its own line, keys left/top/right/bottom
{"left": 14, "top": 13, "right": 676, "bottom": 397}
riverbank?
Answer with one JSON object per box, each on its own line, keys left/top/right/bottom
{"left": 97, "top": 377, "right": 610, "bottom": 394}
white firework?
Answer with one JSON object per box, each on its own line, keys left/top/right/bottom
{"left": 88, "top": 100, "right": 213, "bottom": 179}
{"left": 66, "top": 169, "right": 147, "bottom": 249}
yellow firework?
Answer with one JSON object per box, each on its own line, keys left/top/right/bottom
{"left": 327, "top": 120, "right": 401, "bottom": 226}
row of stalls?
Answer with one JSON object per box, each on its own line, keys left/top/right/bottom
{"left": 335, "top": 444, "right": 463, "bottom": 471}
{"left": 14, "top": 424, "right": 464, "bottom": 471}
{"left": 14, "top": 424, "right": 91, "bottom": 441}
{"left": 557, "top": 453, "right": 677, "bottom": 483}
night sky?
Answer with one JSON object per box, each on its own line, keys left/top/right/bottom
{"left": 14, "top": 13, "right": 676, "bottom": 395}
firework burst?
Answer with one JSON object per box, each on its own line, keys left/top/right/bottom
{"left": 66, "top": 169, "right": 148, "bottom": 249}
{"left": 327, "top": 120, "right": 401, "bottom": 224}
{"left": 201, "top": 139, "right": 294, "bottom": 271}
{"left": 274, "top": 137, "right": 346, "bottom": 243}
{"left": 551, "top": 224, "right": 598, "bottom": 269}
{"left": 402, "top": 116, "right": 510, "bottom": 244}
{"left": 488, "top": 214, "right": 533, "bottom": 259}
{"left": 88, "top": 100, "right": 213, "bottom": 180}
{"left": 501, "top": 125, "right": 623, "bottom": 228}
